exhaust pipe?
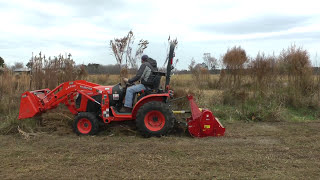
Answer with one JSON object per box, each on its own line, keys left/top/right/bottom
{"left": 165, "top": 42, "right": 176, "bottom": 92}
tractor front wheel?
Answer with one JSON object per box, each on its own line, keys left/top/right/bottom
{"left": 136, "top": 101, "right": 174, "bottom": 137}
{"left": 73, "top": 112, "right": 99, "bottom": 135}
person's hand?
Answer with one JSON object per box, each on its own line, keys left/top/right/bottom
{"left": 123, "top": 78, "right": 128, "bottom": 83}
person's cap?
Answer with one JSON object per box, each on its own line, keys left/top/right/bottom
{"left": 141, "top": 55, "right": 148, "bottom": 61}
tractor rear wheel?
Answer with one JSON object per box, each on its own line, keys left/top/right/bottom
{"left": 73, "top": 112, "right": 99, "bottom": 135}
{"left": 136, "top": 101, "right": 174, "bottom": 137}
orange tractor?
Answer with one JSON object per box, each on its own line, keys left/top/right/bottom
{"left": 18, "top": 43, "right": 225, "bottom": 137}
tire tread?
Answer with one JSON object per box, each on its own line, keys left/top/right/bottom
{"left": 136, "top": 101, "right": 174, "bottom": 137}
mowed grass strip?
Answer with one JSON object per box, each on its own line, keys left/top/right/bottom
{"left": 0, "top": 121, "right": 319, "bottom": 179}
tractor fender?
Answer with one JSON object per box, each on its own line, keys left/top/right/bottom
{"left": 132, "top": 94, "right": 169, "bottom": 119}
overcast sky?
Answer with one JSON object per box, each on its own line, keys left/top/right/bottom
{"left": 0, "top": 0, "right": 319, "bottom": 69}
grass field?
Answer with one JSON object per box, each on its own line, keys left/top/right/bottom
{"left": 1, "top": 120, "right": 319, "bottom": 179}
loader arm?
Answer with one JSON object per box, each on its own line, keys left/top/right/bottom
{"left": 18, "top": 80, "right": 102, "bottom": 119}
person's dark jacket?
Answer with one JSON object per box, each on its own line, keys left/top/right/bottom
{"left": 128, "top": 58, "right": 158, "bottom": 87}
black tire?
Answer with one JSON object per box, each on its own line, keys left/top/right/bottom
{"left": 73, "top": 112, "right": 99, "bottom": 135}
{"left": 136, "top": 101, "right": 174, "bottom": 137}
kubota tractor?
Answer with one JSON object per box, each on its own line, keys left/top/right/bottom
{"left": 18, "top": 43, "right": 225, "bottom": 137}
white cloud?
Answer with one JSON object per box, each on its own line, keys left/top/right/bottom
{"left": 0, "top": 0, "right": 319, "bottom": 68}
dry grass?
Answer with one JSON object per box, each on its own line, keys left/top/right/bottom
{"left": 0, "top": 121, "right": 319, "bottom": 179}
{"left": 86, "top": 74, "right": 119, "bottom": 85}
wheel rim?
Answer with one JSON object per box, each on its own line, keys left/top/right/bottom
{"left": 144, "top": 110, "right": 165, "bottom": 131}
{"left": 77, "top": 118, "right": 92, "bottom": 134}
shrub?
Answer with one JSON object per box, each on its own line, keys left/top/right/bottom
{"left": 222, "top": 46, "right": 248, "bottom": 87}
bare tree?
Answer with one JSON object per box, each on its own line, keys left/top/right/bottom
{"left": 127, "top": 39, "right": 149, "bottom": 69}
{"left": 110, "top": 31, "right": 133, "bottom": 69}
{"left": 222, "top": 46, "right": 248, "bottom": 86}
{"left": 110, "top": 31, "right": 149, "bottom": 79}
{"left": 188, "top": 58, "right": 196, "bottom": 72}
{"left": 203, "top": 53, "right": 218, "bottom": 71}
{"left": 11, "top": 62, "right": 24, "bottom": 70}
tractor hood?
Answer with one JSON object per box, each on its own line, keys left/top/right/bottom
{"left": 95, "top": 84, "right": 123, "bottom": 96}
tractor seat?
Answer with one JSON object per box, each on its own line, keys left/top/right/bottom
{"left": 135, "top": 71, "right": 166, "bottom": 100}
{"left": 136, "top": 86, "right": 164, "bottom": 101}
{"left": 142, "top": 71, "right": 165, "bottom": 92}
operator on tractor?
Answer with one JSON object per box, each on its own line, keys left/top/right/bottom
{"left": 121, "top": 55, "right": 158, "bottom": 113}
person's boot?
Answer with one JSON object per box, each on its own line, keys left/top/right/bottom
{"left": 119, "top": 107, "right": 132, "bottom": 113}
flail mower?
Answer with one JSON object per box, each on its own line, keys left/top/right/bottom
{"left": 18, "top": 43, "right": 225, "bottom": 137}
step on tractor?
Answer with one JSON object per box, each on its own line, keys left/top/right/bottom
{"left": 18, "top": 43, "right": 225, "bottom": 137}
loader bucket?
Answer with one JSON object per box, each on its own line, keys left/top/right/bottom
{"left": 18, "top": 89, "right": 49, "bottom": 119}
{"left": 186, "top": 95, "right": 225, "bottom": 137}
